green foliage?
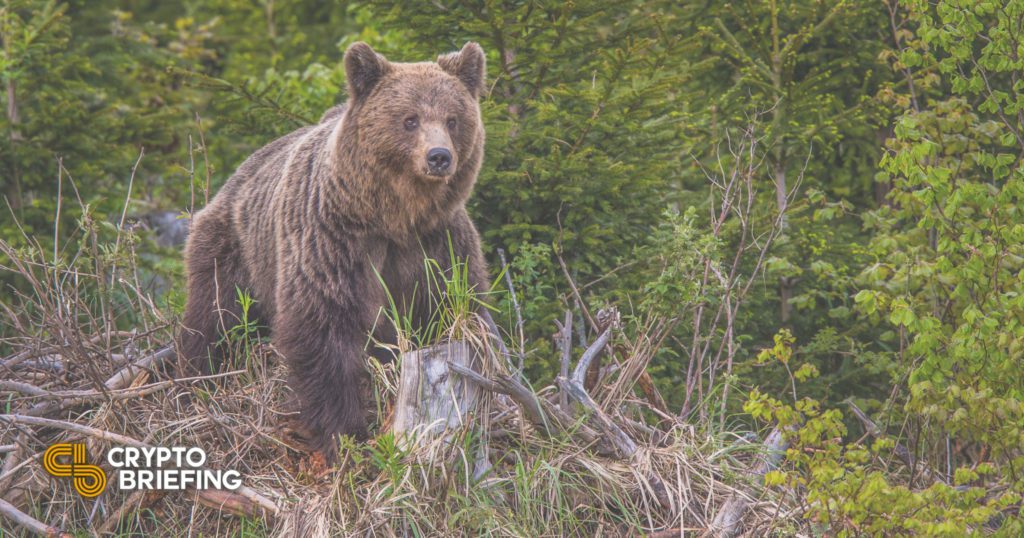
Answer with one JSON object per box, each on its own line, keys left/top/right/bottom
{"left": 634, "top": 208, "right": 714, "bottom": 317}
{"left": 746, "top": 342, "right": 1021, "bottom": 536}
{"left": 696, "top": 0, "right": 897, "bottom": 411}
{"left": 220, "top": 286, "right": 265, "bottom": 375}
{"left": 857, "top": 1, "right": 1024, "bottom": 512}
{"left": 361, "top": 0, "right": 694, "bottom": 281}
{"left": 375, "top": 236, "right": 495, "bottom": 352}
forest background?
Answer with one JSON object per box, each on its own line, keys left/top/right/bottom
{"left": 2, "top": 0, "right": 1024, "bottom": 535}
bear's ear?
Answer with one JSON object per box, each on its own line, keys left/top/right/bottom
{"left": 345, "top": 42, "right": 391, "bottom": 102}
{"left": 438, "top": 42, "right": 486, "bottom": 98}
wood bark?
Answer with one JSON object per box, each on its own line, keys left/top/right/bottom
{"left": 391, "top": 341, "right": 483, "bottom": 448}
{"left": 0, "top": 497, "right": 71, "bottom": 538}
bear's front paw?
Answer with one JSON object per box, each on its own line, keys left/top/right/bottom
{"left": 299, "top": 449, "right": 333, "bottom": 478}
{"left": 313, "top": 432, "right": 341, "bottom": 466}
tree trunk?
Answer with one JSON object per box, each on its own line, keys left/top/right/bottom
{"left": 391, "top": 341, "right": 483, "bottom": 449}
{"left": 5, "top": 72, "right": 24, "bottom": 211}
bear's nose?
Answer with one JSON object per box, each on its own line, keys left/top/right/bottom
{"left": 427, "top": 148, "right": 452, "bottom": 173}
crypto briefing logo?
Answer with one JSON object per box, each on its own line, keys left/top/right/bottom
{"left": 43, "top": 443, "right": 241, "bottom": 497}
{"left": 43, "top": 443, "right": 107, "bottom": 498}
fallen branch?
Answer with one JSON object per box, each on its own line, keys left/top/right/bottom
{"left": 1, "top": 354, "right": 63, "bottom": 374}
{"left": 1, "top": 370, "right": 243, "bottom": 416}
{"left": 104, "top": 345, "right": 176, "bottom": 391}
{"left": 559, "top": 382, "right": 630, "bottom": 455}
{"left": 451, "top": 314, "right": 672, "bottom": 510}
{"left": 195, "top": 489, "right": 276, "bottom": 520}
{"left": 449, "top": 363, "right": 556, "bottom": 435}
{"left": 557, "top": 325, "right": 671, "bottom": 509}
{"left": 0, "top": 430, "right": 28, "bottom": 496}
{"left": 557, "top": 375, "right": 672, "bottom": 509}
{"left": 0, "top": 345, "right": 179, "bottom": 421}
{"left": 0, "top": 380, "right": 48, "bottom": 398}
{"left": 1, "top": 349, "right": 54, "bottom": 372}
{"left": 0, "top": 414, "right": 148, "bottom": 447}
{"left": 0, "top": 497, "right": 72, "bottom": 538}
{"left": 449, "top": 362, "right": 616, "bottom": 456}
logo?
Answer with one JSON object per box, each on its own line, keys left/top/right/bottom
{"left": 43, "top": 443, "right": 107, "bottom": 498}
{"left": 43, "top": 443, "right": 241, "bottom": 497}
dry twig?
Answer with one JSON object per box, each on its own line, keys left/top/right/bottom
{"left": 0, "top": 497, "right": 72, "bottom": 538}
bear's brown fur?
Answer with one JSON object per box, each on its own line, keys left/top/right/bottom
{"left": 178, "top": 42, "right": 489, "bottom": 459}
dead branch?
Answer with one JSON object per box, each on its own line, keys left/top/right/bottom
{"left": 0, "top": 497, "right": 72, "bottom": 538}
{"left": 448, "top": 361, "right": 616, "bottom": 456}
{"left": 0, "top": 430, "right": 28, "bottom": 496}
{"left": 846, "top": 400, "right": 946, "bottom": 486}
{"left": 0, "top": 414, "right": 149, "bottom": 447}
{"left": 557, "top": 326, "right": 672, "bottom": 509}
{"left": 104, "top": 345, "right": 176, "bottom": 390}
{"left": 707, "top": 427, "right": 789, "bottom": 537}
{"left": 452, "top": 312, "right": 673, "bottom": 510}
{"left": 195, "top": 489, "right": 276, "bottom": 520}
{"left": 571, "top": 328, "right": 611, "bottom": 384}
{"left": 1, "top": 349, "right": 56, "bottom": 372}
{"left": 0, "top": 380, "right": 48, "bottom": 398}
{"left": 2, "top": 370, "right": 242, "bottom": 415}
{"left": 95, "top": 489, "right": 159, "bottom": 535}
{"left": 556, "top": 266, "right": 669, "bottom": 415}
{"left": 585, "top": 309, "right": 619, "bottom": 390}
{"left": 557, "top": 310, "right": 572, "bottom": 411}
{"left": 557, "top": 378, "right": 637, "bottom": 458}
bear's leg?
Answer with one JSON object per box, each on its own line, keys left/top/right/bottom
{"left": 178, "top": 215, "right": 250, "bottom": 375}
{"left": 273, "top": 304, "right": 370, "bottom": 462}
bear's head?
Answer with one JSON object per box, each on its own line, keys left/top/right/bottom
{"left": 341, "top": 41, "right": 485, "bottom": 189}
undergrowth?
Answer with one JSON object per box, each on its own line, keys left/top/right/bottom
{"left": 0, "top": 213, "right": 789, "bottom": 537}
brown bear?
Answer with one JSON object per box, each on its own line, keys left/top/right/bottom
{"left": 178, "top": 42, "right": 489, "bottom": 460}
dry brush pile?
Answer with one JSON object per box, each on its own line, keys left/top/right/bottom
{"left": 0, "top": 234, "right": 798, "bottom": 537}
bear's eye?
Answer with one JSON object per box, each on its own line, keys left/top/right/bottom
{"left": 446, "top": 118, "right": 457, "bottom": 130}
{"left": 404, "top": 116, "right": 419, "bottom": 131}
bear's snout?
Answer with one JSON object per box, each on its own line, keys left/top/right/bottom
{"left": 426, "top": 147, "right": 453, "bottom": 175}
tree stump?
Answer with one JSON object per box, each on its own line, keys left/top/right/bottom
{"left": 391, "top": 341, "right": 483, "bottom": 449}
